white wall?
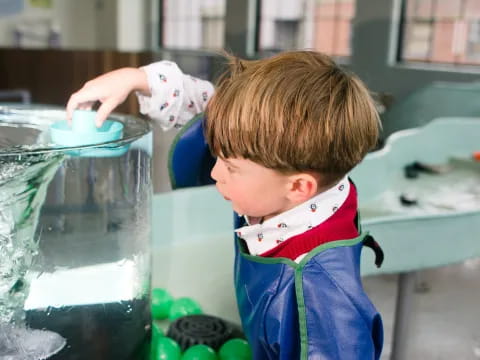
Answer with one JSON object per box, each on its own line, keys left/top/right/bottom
{"left": 117, "top": 0, "right": 148, "bottom": 51}
{"left": 0, "top": 1, "right": 55, "bottom": 48}
{"left": 55, "top": 0, "right": 97, "bottom": 49}
{"left": 0, "top": 0, "right": 150, "bottom": 51}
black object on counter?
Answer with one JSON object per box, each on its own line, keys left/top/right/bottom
{"left": 167, "top": 314, "right": 244, "bottom": 351}
{"left": 400, "top": 193, "right": 418, "bottom": 206}
{"left": 404, "top": 161, "right": 452, "bottom": 179}
{"left": 404, "top": 164, "right": 420, "bottom": 179}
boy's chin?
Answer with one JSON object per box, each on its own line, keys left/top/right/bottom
{"left": 232, "top": 207, "right": 262, "bottom": 221}
{"left": 229, "top": 203, "right": 262, "bottom": 219}
{"left": 231, "top": 204, "right": 247, "bottom": 216}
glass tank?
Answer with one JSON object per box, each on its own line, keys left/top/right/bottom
{"left": 0, "top": 105, "right": 152, "bottom": 360}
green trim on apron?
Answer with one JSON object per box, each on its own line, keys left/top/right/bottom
{"left": 237, "top": 232, "right": 369, "bottom": 360}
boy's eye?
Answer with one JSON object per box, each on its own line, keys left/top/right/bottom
{"left": 221, "top": 158, "right": 238, "bottom": 173}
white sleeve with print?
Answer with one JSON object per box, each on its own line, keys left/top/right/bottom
{"left": 136, "top": 61, "right": 215, "bottom": 131}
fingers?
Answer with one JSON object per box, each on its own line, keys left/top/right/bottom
{"left": 78, "top": 102, "right": 95, "bottom": 110}
{"left": 67, "top": 91, "right": 120, "bottom": 127}
{"left": 66, "top": 90, "right": 96, "bottom": 123}
{"left": 65, "top": 94, "right": 79, "bottom": 122}
{"left": 95, "top": 98, "right": 119, "bottom": 127}
{"left": 66, "top": 70, "right": 129, "bottom": 126}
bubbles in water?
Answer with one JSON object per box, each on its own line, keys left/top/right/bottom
{"left": 0, "top": 323, "right": 66, "bottom": 360}
{"left": 0, "top": 153, "right": 64, "bottom": 324}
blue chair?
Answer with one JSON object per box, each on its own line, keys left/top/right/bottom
{"left": 168, "top": 114, "right": 216, "bottom": 190}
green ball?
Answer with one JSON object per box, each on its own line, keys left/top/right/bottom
{"left": 151, "top": 288, "right": 174, "bottom": 319}
{"left": 152, "top": 337, "right": 181, "bottom": 360}
{"left": 218, "top": 339, "right": 252, "bottom": 360}
{"left": 168, "top": 297, "right": 202, "bottom": 321}
{"left": 181, "top": 345, "right": 218, "bottom": 360}
{"left": 152, "top": 320, "right": 164, "bottom": 341}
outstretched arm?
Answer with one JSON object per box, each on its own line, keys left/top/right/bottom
{"left": 66, "top": 67, "right": 149, "bottom": 127}
{"left": 66, "top": 61, "right": 215, "bottom": 130}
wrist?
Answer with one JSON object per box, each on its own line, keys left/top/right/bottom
{"left": 122, "top": 67, "right": 150, "bottom": 96}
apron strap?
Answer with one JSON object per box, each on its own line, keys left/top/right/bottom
{"left": 363, "top": 235, "right": 384, "bottom": 268}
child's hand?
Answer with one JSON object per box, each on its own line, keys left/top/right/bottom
{"left": 66, "top": 67, "right": 149, "bottom": 126}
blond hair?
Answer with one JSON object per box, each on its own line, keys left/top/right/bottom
{"left": 205, "top": 51, "right": 380, "bottom": 185}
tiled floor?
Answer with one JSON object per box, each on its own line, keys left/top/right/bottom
{"left": 363, "top": 258, "right": 480, "bottom": 360}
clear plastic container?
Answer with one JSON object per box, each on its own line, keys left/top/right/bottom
{"left": 0, "top": 105, "right": 152, "bottom": 360}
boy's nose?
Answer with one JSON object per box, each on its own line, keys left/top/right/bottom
{"left": 210, "top": 159, "right": 221, "bottom": 182}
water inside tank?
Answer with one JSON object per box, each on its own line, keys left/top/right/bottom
{"left": 0, "top": 105, "right": 153, "bottom": 360}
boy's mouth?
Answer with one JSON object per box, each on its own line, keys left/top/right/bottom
{"left": 215, "top": 184, "right": 230, "bottom": 201}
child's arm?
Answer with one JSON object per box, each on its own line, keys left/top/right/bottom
{"left": 137, "top": 61, "right": 214, "bottom": 130}
{"left": 66, "top": 67, "right": 149, "bottom": 127}
{"left": 66, "top": 61, "right": 214, "bottom": 129}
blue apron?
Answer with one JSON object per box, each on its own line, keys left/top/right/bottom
{"left": 234, "top": 218, "right": 383, "bottom": 360}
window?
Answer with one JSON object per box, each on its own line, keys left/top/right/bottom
{"left": 201, "top": 8, "right": 225, "bottom": 50}
{"left": 274, "top": 20, "right": 300, "bottom": 50}
{"left": 400, "top": 0, "right": 480, "bottom": 65}
{"left": 162, "top": 0, "right": 226, "bottom": 50}
{"left": 313, "top": 0, "right": 356, "bottom": 57}
{"left": 258, "top": 0, "right": 356, "bottom": 58}
{"left": 467, "top": 19, "right": 480, "bottom": 62}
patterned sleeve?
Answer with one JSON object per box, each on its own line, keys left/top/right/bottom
{"left": 136, "top": 60, "right": 215, "bottom": 131}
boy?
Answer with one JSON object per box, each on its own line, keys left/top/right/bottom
{"left": 67, "top": 51, "right": 383, "bottom": 359}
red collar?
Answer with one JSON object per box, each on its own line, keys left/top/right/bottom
{"left": 260, "top": 182, "right": 359, "bottom": 261}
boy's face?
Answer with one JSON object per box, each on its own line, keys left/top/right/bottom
{"left": 211, "top": 157, "right": 293, "bottom": 220}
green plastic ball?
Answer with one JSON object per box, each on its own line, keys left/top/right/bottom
{"left": 181, "top": 344, "right": 218, "bottom": 360}
{"left": 218, "top": 339, "right": 252, "bottom": 360}
{"left": 152, "top": 321, "right": 164, "bottom": 341}
{"left": 168, "top": 297, "right": 202, "bottom": 321}
{"left": 151, "top": 288, "right": 174, "bottom": 319}
{"left": 151, "top": 337, "right": 181, "bottom": 360}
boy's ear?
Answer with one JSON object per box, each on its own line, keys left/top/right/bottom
{"left": 286, "top": 173, "right": 319, "bottom": 204}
